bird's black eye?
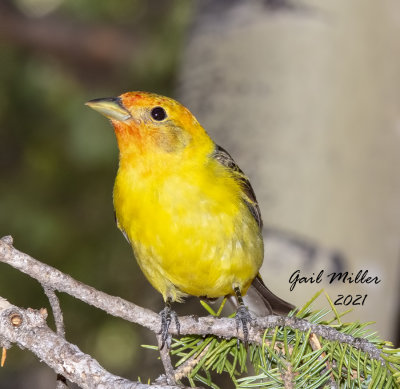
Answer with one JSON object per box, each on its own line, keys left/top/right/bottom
{"left": 150, "top": 106, "right": 167, "bottom": 121}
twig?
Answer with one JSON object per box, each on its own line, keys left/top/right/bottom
{"left": 280, "top": 361, "right": 295, "bottom": 389}
{"left": 309, "top": 333, "right": 337, "bottom": 388}
{"left": 0, "top": 236, "right": 160, "bottom": 332}
{"left": 44, "top": 287, "right": 66, "bottom": 339}
{"left": 156, "top": 335, "right": 177, "bottom": 386}
{"left": 173, "top": 343, "right": 212, "bottom": 382}
{"left": 0, "top": 299, "right": 185, "bottom": 389}
{"left": 255, "top": 316, "right": 385, "bottom": 363}
{"left": 44, "top": 287, "right": 68, "bottom": 387}
{"left": 0, "top": 348, "right": 6, "bottom": 367}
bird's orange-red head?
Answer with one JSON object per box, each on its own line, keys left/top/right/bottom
{"left": 86, "top": 91, "right": 212, "bottom": 156}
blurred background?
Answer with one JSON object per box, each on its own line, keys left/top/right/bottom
{"left": 1, "top": 0, "right": 399, "bottom": 387}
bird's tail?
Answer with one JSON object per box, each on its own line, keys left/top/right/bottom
{"left": 229, "top": 274, "right": 295, "bottom": 317}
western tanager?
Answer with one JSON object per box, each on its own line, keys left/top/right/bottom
{"left": 86, "top": 92, "right": 293, "bottom": 346}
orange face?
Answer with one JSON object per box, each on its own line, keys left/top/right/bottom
{"left": 86, "top": 91, "right": 208, "bottom": 155}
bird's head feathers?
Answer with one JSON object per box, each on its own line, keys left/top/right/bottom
{"left": 86, "top": 92, "right": 213, "bottom": 156}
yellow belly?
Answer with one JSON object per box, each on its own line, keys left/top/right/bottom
{"left": 113, "top": 161, "right": 263, "bottom": 302}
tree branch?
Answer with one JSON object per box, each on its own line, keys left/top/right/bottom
{"left": 156, "top": 334, "right": 177, "bottom": 386}
{"left": 0, "top": 298, "right": 181, "bottom": 389}
{"left": 0, "top": 235, "right": 388, "bottom": 387}
{"left": 44, "top": 287, "right": 65, "bottom": 338}
{"left": 43, "top": 287, "right": 68, "bottom": 387}
{"left": 0, "top": 236, "right": 160, "bottom": 333}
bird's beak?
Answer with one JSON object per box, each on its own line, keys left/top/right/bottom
{"left": 85, "top": 97, "right": 131, "bottom": 121}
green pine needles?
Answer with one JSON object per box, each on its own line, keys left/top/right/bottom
{"left": 144, "top": 291, "right": 400, "bottom": 388}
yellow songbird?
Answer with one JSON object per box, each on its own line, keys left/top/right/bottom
{"left": 86, "top": 92, "right": 293, "bottom": 345}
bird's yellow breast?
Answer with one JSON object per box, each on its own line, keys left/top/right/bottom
{"left": 113, "top": 147, "right": 263, "bottom": 302}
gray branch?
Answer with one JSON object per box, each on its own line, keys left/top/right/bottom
{"left": 156, "top": 334, "right": 177, "bottom": 386}
{"left": 44, "top": 287, "right": 65, "bottom": 337}
{"left": 0, "top": 299, "right": 181, "bottom": 389}
{"left": 43, "top": 287, "right": 68, "bottom": 388}
{"left": 0, "top": 235, "right": 386, "bottom": 387}
{"left": 0, "top": 236, "right": 160, "bottom": 333}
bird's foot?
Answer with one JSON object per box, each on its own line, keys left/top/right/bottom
{"left": 159, "top": 303, "right": 180, "bottom": 349}
{"left": 235, "top": 304, "right": 252, "bottom": 347}
{"left": 233, "top": 286, "right": 253, "bottom": 347}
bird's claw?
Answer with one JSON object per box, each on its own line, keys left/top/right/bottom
{"left": 235, "top": 305, "right": 252, "bottom": 348}
{"left": 159, "top": 305, "right": 180, "bottom": 349}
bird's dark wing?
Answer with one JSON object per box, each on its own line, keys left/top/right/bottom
{"left": 213, "top": 146, "right": 294, "bottom": 316}
{"left": 249, "top": 274, "right": 295, "bottom": 315}
{"left": 229, "top": 274, "right": 295, "bottom": 316}
{"left": 212, "top": 144, "right": 263, "bottom": 229}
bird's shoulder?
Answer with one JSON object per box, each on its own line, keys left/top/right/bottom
{"left": 211, "top": 144, "right": 263, "bottom": 229}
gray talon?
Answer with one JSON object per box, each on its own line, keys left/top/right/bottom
{"left": 159, "top": 303, "right": 180, "bottom": 349}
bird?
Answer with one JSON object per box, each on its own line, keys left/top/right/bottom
{"left": 86, "top": 92, "right": 294, "bottom": 347}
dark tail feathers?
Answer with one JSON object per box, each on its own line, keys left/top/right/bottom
{"left": 242, "top": 275, "right": 295, "bottom": 316}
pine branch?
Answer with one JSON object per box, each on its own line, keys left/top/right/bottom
{"left": 170, "top": 299, "right": 400, "bottom": 388}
